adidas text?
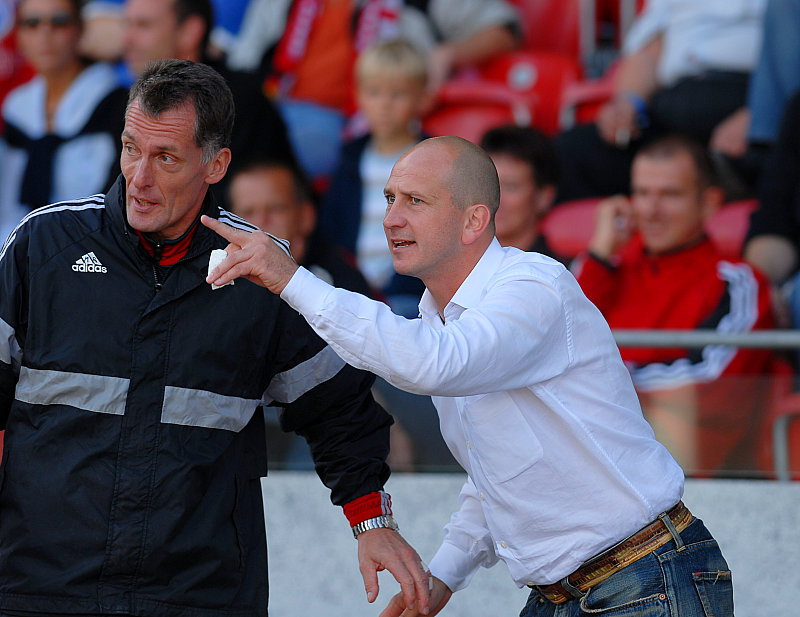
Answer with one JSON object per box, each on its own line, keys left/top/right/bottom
{"left": 73, "top": 252, "right": 108, "bottom": 274}
{"left": 72, "top": 263, "right": 107, "bottom": 273}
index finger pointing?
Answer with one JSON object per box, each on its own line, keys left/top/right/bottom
{"left": 200, "top": 215, "right": 248, "bottom": 245}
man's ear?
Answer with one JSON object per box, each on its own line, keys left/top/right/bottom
{"left": 205, "top": 148, "right": 232, "bottom": 185}
{"left": 700, "top": 185, "right": 724, "bottom": 223}
{"left": 462, "top": 203, "right": 492, "bottom": 245}
{"left": 299, "top": 200, "right": 317, "bottom": 237}
{"left": 176, "top": 15, "right": 206, "bottom": 60}
{"left": 534, "top": 185, "right": 557, "bottom": 218}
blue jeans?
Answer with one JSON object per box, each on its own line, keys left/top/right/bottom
{"left": 747, "top": 0, "right": 800, "bottom": 143}
{"left": 520, "top": 518, "right": 733, "bottom": 617}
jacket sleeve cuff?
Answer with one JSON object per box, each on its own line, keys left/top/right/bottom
{"left": 343, "top": 491, "right": 392, "bottom": 526}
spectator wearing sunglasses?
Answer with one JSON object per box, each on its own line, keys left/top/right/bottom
{"left": 0, "top": 0, "right": 128, "bottom": 242}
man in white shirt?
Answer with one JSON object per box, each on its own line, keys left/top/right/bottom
{"left": 202, "top": 136, "right": 734, "bottom": 617}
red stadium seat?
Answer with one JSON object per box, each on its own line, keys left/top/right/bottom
{"left": 424, "top": 51, "right": 583, "bottom": 140}
{"left": 757, "top": 366, "right": 800, "bottom": 481}
{"left": 705, "top": 199, "right": 758, "bottom": 259}
{"left": 422, "top": 80, "right": 536, "bottom": 143}
{"left": 479, "top": 51, "right": 583, "bottom": 135}
{"left": 768, "top": 394, "right": 800, "bottom": 481}
{"left": 560, "top": 59, "right": 619, "bottom": 128}
{"left": 508, "top": 0, "right": 593, "bottom": 64}
{"left": 539, "top": 197, "right": 601, "bottom": 258}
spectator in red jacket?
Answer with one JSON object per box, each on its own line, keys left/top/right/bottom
{"left": 573, "top": 134, "right": 778, "bottom": 475}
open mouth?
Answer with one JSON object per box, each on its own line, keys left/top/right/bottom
{"left": 392, "top": 240, "right": 414, "bottom": 248}
{"left": 133, "top": 197, "right": 158, "bottom": 210}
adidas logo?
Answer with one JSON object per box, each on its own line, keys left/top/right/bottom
{"left": 72, "top": 251, "right": 108, "bottom": 274}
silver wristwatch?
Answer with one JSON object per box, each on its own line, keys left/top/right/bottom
{"left": 351, "top": 514, "right": 399, "bottom": 539}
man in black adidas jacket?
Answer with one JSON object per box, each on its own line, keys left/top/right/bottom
{"left": 0, "top": 60, "right": 430, "bottom": 617}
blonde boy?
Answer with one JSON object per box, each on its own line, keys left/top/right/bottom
{"left": 355, "top": 38, "right": 429, "bottom": 156}
{"left": 320, "top": 38, "right": 430, "bottom": 317}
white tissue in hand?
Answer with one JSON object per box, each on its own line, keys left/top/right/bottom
{"left": 208, "top": 249, "right": 234, "bottom": 290}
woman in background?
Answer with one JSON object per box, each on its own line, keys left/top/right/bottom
{"left": 0, "top": 0, "right": 127, "bottom": 241}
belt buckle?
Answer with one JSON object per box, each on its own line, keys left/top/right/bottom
{"left": 529, "top": 578, "right": 582, "bottom": 605}
{"left": 558, "top": 576, "right": 586, "bottom": 601}
{"left": 529, "top": 502, "right": 691, "bottom": 605}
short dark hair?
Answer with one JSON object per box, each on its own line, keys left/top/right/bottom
{"left": 231, "top": 158, "right": 314, "bottom": 207}
{"left": 173, "top": 0, "right": 214, "bottom": 60}
{"left": 479, "top": 125, "right": 559, "bottom": 188}
{"left": 635, "top": 134, "right": 719, "bottom": 190}
{"left": 127, "top": 59, "right": 234, "bottom": 163}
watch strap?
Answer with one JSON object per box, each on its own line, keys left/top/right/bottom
{"left": 352, "top": 514, "right": 399, "bottom": 538}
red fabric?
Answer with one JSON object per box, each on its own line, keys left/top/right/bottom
{"left": 288, "top": 0, "right": 354, "bottom": 110}
{"left": 0, "top": 31, "right": 35, "bottom": 132}
{"left": 267, "top": 0, "right": 401, "bottom": 113}
{"left": 343, "top": 490, "right": 392, "bottom": 527}
{"left": 272, "top": 0, "right": 323, "bottom": 74}
{"left": 575, "top": 235, "right": 778, "bottom": 473}
{"left": 577, "top": 235, "right": 774, "bottom": 362}
{"left": 134, "top": 225, "right": 198, "bottom": 266}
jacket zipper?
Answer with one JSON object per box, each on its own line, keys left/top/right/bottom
{"left": 152, "top": 242, "right": 164, "bottom": 292}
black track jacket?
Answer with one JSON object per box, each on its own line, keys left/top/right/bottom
{"left": 0, "top": 175, "right": 392, "bottom": 616}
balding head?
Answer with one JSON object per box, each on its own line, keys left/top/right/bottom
{"left": 415, "top": 137, "right": 501, "bottom": 217}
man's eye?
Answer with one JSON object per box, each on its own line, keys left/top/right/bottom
{"left": 411, "top": 197, "right": 421, "bottom": 204}
{"left": 385, "top": 195, "right": 395, "bottom": 204}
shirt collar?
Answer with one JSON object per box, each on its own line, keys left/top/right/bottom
{"left": 420, "top": 237, "right": 505, "bottom": 323}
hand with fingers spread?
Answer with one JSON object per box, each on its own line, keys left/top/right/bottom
{"left": 201, "top": 215, "right": 299, "bottom": 293}
{"left": 357, "top": 528, "right": 432, "bottom": 614}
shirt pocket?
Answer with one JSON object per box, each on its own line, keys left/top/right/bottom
{"left": 463, "top": 391, "right": 543, "bottom": 484}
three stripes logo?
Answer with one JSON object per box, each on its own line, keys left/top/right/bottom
{"left": 72, "top": 251, "right": 108, "bottom": 274}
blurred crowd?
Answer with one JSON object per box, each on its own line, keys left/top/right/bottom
{"left": 2, "top": 0, "right": 800, "bottom": 478}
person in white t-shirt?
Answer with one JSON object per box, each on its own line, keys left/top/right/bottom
{"left": 203, "top": 136, "right": 734, "bottom": 617}
{"left": 554, "top": 0, "right": 767, "bottom": 202}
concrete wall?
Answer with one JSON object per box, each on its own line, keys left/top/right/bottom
{"left": 261, "top": 472, "right": 800, "bottom": 617}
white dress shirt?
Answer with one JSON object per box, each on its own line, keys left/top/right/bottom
{"left": 281, "top": 238, "right": 684, "bottom": 590}
{"left": 623, "top": 0, "right": 767, "bottom": 87}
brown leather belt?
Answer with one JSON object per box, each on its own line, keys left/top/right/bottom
{"left": 532, "top": 501, "right": 693, "bottom": 604}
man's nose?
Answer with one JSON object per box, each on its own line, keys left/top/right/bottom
{"left": 131, "top": 158, "right": 153, "bottom": 188}
{"left": 383, "top": 202, "right": 405, "bottom": 229}
{"left": 637, "top": 195, "right": 659, "bottom": 217}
